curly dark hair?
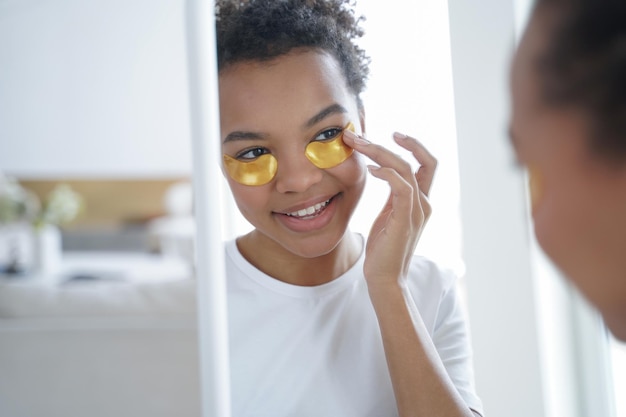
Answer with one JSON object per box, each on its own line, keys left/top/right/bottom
{"left": 535, "top": 0, "right": 626, "bottom": 163}
{"left": 215, "top": 0, "right": 370, "bottom": 104}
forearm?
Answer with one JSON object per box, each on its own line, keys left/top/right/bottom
{"left": 368, "top": 284, "right": 475, "bottom": 417}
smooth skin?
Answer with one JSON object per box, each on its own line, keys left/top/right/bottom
{"left": 510, "top": 8, "right": 626, "bottom": 341}
{"left": 220, "top": 49, "right": 478, "bottom": 416}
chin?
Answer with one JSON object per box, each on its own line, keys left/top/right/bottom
{"left": 280, "top": 233, "right": 344, "bottom": 259}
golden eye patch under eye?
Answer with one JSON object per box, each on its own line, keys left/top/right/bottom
{"left": 223, "top": 122, "right": 355, "bottom": 186}
{"left": 305, "top": 122, "right": 355, "bottom": 169}
{"left": 527, "top": 165, "right": 545, "bottom": 212}
{"left": 223, "top": 153, "right": 278, "bottom": 186}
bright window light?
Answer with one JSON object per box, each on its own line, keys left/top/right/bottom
{"left": 355, "top": 1, "right": 462, "bottom": 275}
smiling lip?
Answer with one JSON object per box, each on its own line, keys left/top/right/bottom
{"left": 285, "top": 198, "right": 331, "bottom": 219}
{"left": 274, "top": 195, "right": 338, "bottom": 232}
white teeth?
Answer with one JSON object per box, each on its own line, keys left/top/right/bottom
{"left": 287, "top": 199, "right": 330, "bottom": 218}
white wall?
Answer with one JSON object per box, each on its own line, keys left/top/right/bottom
{"left": 0, "top": 0, "right": 192, "bottom": 178}
{"left": 353, "top": 1, "right": 464, "bottom": 275}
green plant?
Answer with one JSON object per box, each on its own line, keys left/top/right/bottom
{"left": 33, "top": 184, "right": 84, "bottom": 230}
{"left": 0, "top": 174, "right": 84, "bottom": 229}
{"left": 0, "top": 174, "right": 38, "bottom": 224}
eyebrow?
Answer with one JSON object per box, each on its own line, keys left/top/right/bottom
{"left": 222, "top": 103, "right": 349, "bottom": 144}
{"left": 222, "top": 131, "right": 267, "bottom": 144}
{"left": 304, "top": 103, "right": 349, "bottom": 128}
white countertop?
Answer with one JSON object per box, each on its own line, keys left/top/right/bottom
{"left": 1, "top": 251, "right": 193, "bottom": 285}
{"left": 0, "top": 251, "right": 196, "bottom": 320}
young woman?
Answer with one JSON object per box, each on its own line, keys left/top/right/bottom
{"left": 216, "top": 1, "right": 483, "bottom": 415}
{"left": 510, "top": 0, "right": 626, "bottom": 341}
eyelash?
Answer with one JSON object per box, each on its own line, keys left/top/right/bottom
{"left": 314, "top": 127, "right": 343, "bottom": 142}
{"left": 236, "top": 147, "right": 269, "bottom": 161}
{"left": 233, "top": 127, "right": 344, "bottom": 161}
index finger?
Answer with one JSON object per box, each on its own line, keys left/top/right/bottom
{"left": 393, "top": 132, "right": 437, "bottom": 196}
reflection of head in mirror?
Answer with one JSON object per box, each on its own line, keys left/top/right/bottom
{"left": 215, "top": 1, "right": 483, "bottom": 416}
{"left": 217, "top": 0, "right": 368, "bottom": 265}
{"left": 510, "top": 0, "right": 626, "bottom": 340}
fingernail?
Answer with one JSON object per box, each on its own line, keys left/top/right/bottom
{"left": 343, "top": 129, "right": 356, "bottom": 139}
{"left": 367, "top": 165, "right": 380, "bottom": 172}
{"left": 344, "top": 129, "right": 370, "bottom": 145}
{"left": 393, "top": 132, "right": 408, "bottom": 141}
{"left": 355, "top": 136, "right": 370, "bottom": 146}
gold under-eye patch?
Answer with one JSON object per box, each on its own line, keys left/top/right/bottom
{"left": 223, "top": 153, "right": 278, "bottom": 186}
{"left": 305, "top": 122, "right": 355, "bottom": 169}
{"left": 527, "top": 165, "right": 544, "bottom": 211}
{"left": 222, "top": 122, "right": 355, "bottom": 186}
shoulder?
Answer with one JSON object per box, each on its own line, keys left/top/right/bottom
{"left": 406, "top": 255, "right": 458, "bottom": 296}
{"left": 224, "top": 238, "right": 251, "bottom": 273}
{"left": 406, "top": 255, "right": 461, "bottom": 332}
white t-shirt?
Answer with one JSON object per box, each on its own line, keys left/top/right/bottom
{"left": 225, "top": 238, "right": 483, "bottom": 417}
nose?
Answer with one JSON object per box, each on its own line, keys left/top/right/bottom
{"left": 274, "top": 151, "right": 323, "bottom": 193}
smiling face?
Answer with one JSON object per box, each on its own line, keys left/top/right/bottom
{"left": 510, "top": 8, "right": 626, "bottom": 339}
{"left": 219, "top": 49, "right": 366, "bottom": 269}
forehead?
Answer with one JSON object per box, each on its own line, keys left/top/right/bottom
{"left": 218, "top": 50, "right": 357, "bottom": 129}
{"left": 510, "top": 9, "right": 561, "bottom": 152}
{"left": 511, "top": 10, "right": 547, "bottom": 109}
{"left": 510, "top": 10, "right": 600, "bottom": 167}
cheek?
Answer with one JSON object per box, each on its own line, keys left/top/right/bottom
{"left": 532, "top": 171, "right": 573, "bottom": 240}
{"left": 531, "top": 171, "right": 596, "bottom": 278}
{"left": 226, "top": 179, "right": 270, "bottom": 218}
{"left": 527, "top": 165, "right": 545, "bottom": 213}
{"left": 333, "top": 153, "right": 367, "bottom": 190}
{"left": 532, "top": 201, "right": 563, "bottom": 260}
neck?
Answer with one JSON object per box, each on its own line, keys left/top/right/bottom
{"left": 236, "top": 231, "right": 362, "bottom": 286}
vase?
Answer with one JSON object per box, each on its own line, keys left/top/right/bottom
{"left": 0, "top": 222, "right": 31, "bottom": 274}
{"left": 31, "top": 224, "right": 62, "bottom": 278}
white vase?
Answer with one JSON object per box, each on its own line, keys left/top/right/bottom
{"left": 0, "top": 222, "right": 31, "bottom": 274}
{"left": 31, "top": 224, "right": 62, "bottom": 278}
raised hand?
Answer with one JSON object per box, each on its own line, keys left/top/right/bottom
{"left": 342, "top": 129, "right": 437, "bottom": 289}
{"left": 343, "top": 129, "right": 477, "bottom": 417}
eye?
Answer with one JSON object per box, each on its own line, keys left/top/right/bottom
{"left": 313, "top": 128, "right": 343, "bottom": 142}
{"left": 236, "top": 147, "right": 270, "bottom": 161}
